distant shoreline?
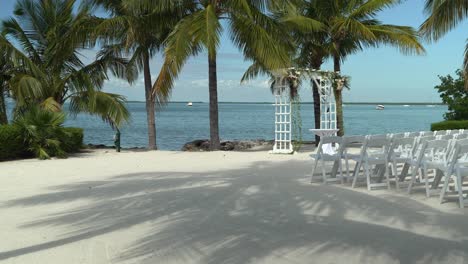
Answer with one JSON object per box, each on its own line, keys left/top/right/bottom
{"left": 127, "top": 101, "right": 445, "bottom": 105}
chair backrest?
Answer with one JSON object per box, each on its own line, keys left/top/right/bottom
{"left": 425, "top": 139, "right": 450, "bottom": 162}
{"left": 316, "top": 136, "right": 342, "bottom": 156}
{"left": 455, "top": 133, "right": 468, "bottom": 140}
{"left": 388, "top": 136, "right": 415, "bottom": 158}
{"left": 412, "top": 135, "right": 436, "bottom": 157}
{"left": 342, "top": 135, "right": 366, "bottom": 145}
{"left": 418, "top": 135, "right": 436, "bottom": 144}
{"left": 437, "top": 134, "right": 455, "bottom": 140}
{"left": 420, "top": 131, "right": 434, "bottom": 137}
{"left": 448, "top": 138, "right": 468, "bottom": 171}
{"left": 406, "top": 132, "right": 420, "bottom": 137}
{"left": 392, "top": 133, "right": 406, "bottom": 139}
{"left": 361, "top": 136, "right": 390, "bottom": 159}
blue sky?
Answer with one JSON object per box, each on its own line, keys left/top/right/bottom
{"left": 1, "top": 0, "right": 467, "bottom": 103}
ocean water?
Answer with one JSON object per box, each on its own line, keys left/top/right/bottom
{"left": 5, "top": 102, "right": 447, "bottom": 150}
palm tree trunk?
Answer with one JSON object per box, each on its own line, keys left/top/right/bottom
{"left": 311, "top": 59, "right": 322, "bottom": 146}
{"left": 333, "top": 54, "right": 344, "bottom": 136}
{"left": 0, "top": 84, "right": 8, "bottom": 125}
{"left": 143, "top": 51, "right": 157, "bottom": 150}
{"left": 208, "top": 53, "right": 220, "bottom": 150}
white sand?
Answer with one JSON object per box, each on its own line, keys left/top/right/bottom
{"left": 1, "top": 149, "right": 468, "bottom": 264}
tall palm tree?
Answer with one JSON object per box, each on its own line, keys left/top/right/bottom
{"left": 2, "top": 0, "right": 135, "bottom": 128}
{"left": 92, "top": 0, "right": 193, "bottom": 149}
{"left": 299, "top": 0, "right": 425, "bottom": 136}
{"left": 420, "top": 0, "right": 468, "bottom": 89}
{"left": 154, "top": 1, "right": 297, "bottom": 150}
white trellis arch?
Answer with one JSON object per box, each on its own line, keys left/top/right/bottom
{"left": 311, "top": 74, "right": 337, "bottom": 131}
{"left": 271, "top": 76, "right": 294, "bottom": 154}
{"left": 268, "top": 68, "right": 345, "bottom": 154}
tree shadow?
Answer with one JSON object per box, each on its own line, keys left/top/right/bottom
{"left": 2, "top": 159, "right": 468, "bottom": 263}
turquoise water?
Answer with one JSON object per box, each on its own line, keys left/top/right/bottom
{"left": 5, "top": 102, "right": 447, "bottom": 150}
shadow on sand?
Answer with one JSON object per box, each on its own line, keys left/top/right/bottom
{"left": 2, "top": 159, "right": 468, "bottom": 263}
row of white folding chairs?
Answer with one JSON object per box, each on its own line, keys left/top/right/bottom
{"left": 311, "top": 131, "right": 468, "bottom": 207}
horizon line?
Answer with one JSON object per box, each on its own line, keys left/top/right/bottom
{"left": 127, "top": 101, "right": 445, "bottom": 105}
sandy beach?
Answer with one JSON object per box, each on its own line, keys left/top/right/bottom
{"left": 1, "top": 149, "right": 468, "bottom": 264}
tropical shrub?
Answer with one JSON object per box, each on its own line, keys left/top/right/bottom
{"left": 0, "top": 125, "right": 28, "bottom": 161}
{"left": 431, "top": 120, "right": 468, "bottom": 131}
{"left": 61, "top": 127, "right": 84, "bottom": 153}
{"left": 14, "top": 107, "right": 69, "bottom": 160}
{"left": 0, "top": 124, "right": 83, "bottom": 161}
{"left": 435, "top": 69, "right": 467, "bottom": 120}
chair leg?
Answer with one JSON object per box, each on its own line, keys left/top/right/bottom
{"left": 393, "top": 160, "right": 400, "bottom": 191}
{"left": 400, "top": 163, "right": 410, "bottom": 181}
{"left": 456, "top": 169, "right": 464, "bottom": 208}
{"left": 345, "top": 157, "right": 350, "bottom": 181}
{"left": 311, "top": 158, "right": 319, "bottom": 183}
{"left": 424, "top": 164, "right": 430, "bottom": 198}
{"left": 440, "top": 173, "right": 451, "bottom": 204}
{"left": 352, "top": 161, "right": 361, "bottom": 188}
{"left": 407, "top": 166, "right": 417, "bottom": 195}
{"left": 365, "top": 162, "right": 371, "bottom": 191}
{"left": 339, "top": 159, "right": 344, "bottom": 184}
{"left": 321, "top": 160, "right": 327, "bottom": 184}
{"left": 385, "top": 161, "right": 391, "bottom": 190}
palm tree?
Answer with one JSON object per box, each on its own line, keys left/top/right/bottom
{"left": 298, "top": 0, "right": 425, "bottom": 136}
{"left": 2, "top": 0, "right": 135, "bottom": 128}
{"left": 0, "top": 50, "right": 11, "bottom": 124}
{"left": 420, "top": 0, "right": 468, "bottom": 89}
{"left": 154, "top": 1, "right": 296, "bottom": 150}
{"left": 92, "top": 0, "right": 192, "bottom": 149}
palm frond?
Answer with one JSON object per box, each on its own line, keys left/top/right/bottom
{"left": 69, "top": 91, "right": 130, "bottom": 129}
{"left": 420, "top": 0, "right": 468, "bottom": 41}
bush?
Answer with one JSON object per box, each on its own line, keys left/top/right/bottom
{"left": 0, "top": 125, "right": 84, "bottom": 161}
{"left": 61, "top": 127, "right": 84, "bottom": 153}
{"left": 431, "top": 120, "right": 468, "bottom": 131}
{"left": 435, "top": 69, "right": 467, "bottom": 120}
{"left": 0, "top": 125, "right": 29, "bottom": 161}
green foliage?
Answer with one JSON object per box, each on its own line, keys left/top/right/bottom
{"left": 2, "top": 0, "right": 135, "bottom": 129}
{"left": 61, "top": 127, "right": 84, "bottom": 153}
{"left": 0, "top": 123, "right": 83, "bottom": 161}
{"left": 435, "top": 69, "right": 467, "bottom": 120}
{"left": 0, "top": 125, "right": 28, "bottom": 161}
{"left": 421, "top": 0, "right": 468, "bottom": 89}
{"left": 431, "top": 120, "right": 468, "bottom": 131}
{"left": 14, "top": 107, "right": 69, "bottom": 159}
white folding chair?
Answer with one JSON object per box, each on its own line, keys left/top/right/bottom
{"left": 351, "top": 135, "right": 391, "bottom": 191}
{"left": 440, "top": 138, "right": 468, "bottom": 208}
{"left": 341, "top": 135, "right": 366, "bottom": 182}
{"left": 400, "top": 135, "right": 436, "bottom": 193}
{"left": 388, "top": 136, "right": 415, "bottom": 190}
{"left": 311, "top": 136, "right": 343, "bottom": 184}
{"left": 421, "top": 139, "right": 450, "bottom": 197}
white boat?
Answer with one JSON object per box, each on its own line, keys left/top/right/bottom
{"left": 403, "top": 105, "right": 410, "bottom": 107}
{"left": 427, "top": 105, "right": 435, "bottom": 107}
{"left": 376, "top": 105, "right": 385, "bottom": 110}
{"left": 187, "top": 102, "right": 193, "bottom": 107}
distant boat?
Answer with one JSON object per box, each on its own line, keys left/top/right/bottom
{"left": 376, "top": 105, "right": 385, "bottom": 110}
{"left": 187, "top": 102, "right": 193, "bottom": 107}
{"left": 403, "top": 105, "right": 410, "bottom": 107}
{"left": 427, "top": 105, "right": 435, "bottom": 107}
